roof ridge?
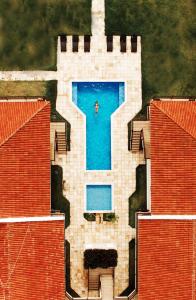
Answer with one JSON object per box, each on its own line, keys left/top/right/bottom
{"left": 0, "top": 102, "right": 49, "bottom": 147}
{"left": 152, "top": 102, "right": 196, "bottom": 140}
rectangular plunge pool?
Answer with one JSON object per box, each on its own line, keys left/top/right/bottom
{"left": 86, "top": 185, "right": 112, "bottom": 212}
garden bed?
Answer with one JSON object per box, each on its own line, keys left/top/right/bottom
{"left": 84, "top": 249, "right": 118, "bottom": 269}
{"left": 120, "top": 239, "right": 136, "bottom": 296}
{"left": 51, "top": 165, "right": 70, "bottom": 229}
{"left": 129, "top": 165, "right": 147, "bottom": 228}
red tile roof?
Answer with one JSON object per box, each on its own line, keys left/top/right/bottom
{"left": 0, "top": 220, "right": 65, "bottom": 300}
{"left": 138, "top": 219, "right": 196, "bottom": 300}
{"left": 138, "top": 100, "right": 196, "bottom": 299}
{"left": 150, "top": 100, "right": 196, "bottom": 214}
{"left": 0, "top": 101, "right": 48, "bottom": 146}
{"left": 152, "top": 101, "right": 196, "bottom": 139}
{"left": 0, "top": 101, "right": 51, "bottom": 217}
{"left": 0, "top": 100, "right": 65, "bottom": 299}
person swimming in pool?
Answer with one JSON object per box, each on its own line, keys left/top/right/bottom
{"left": 94, "top": 100, "right": 99, "bottom": 113}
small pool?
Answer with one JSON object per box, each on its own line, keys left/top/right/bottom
{"left": 86, "top": 185, "right": 112, "bottom": 212}
{"left": 72, "top": 82, "right": 125, "bottom": 170}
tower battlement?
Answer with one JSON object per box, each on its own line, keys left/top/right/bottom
{"left": 58, "top": 34, "right": 140, "bottom": 54}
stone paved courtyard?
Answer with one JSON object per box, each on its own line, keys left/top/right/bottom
{"left": 55, "top": 0, "right": 143, "bottom": 297}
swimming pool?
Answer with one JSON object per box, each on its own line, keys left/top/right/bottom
{"left": 86, "top": 185, "right": 112, "bottom": 212}
{"left": 72, "top": 82, "right": 125, "bottom": 170}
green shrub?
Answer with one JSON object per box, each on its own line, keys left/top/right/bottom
{"left": 103, "top": 213, "right": 119, "bottom": 223}
{"left": 83, "top": 213, "right": 96, "bottom": 222}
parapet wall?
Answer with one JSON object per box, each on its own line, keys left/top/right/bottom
{"left": 59, "top": 34, "right": 140, "bottom": 54}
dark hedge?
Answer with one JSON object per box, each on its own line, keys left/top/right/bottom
{"left": 51, "top": 165, "right": 70, "bottom": 228}
{"left": 84, "top": 249, "right": 118, "bottom": 269}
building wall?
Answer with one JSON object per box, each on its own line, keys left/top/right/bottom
{"left": 138, "top": 219, "right": 195, "bottom": 300}
{"left": 151, "top": 104, "right": 196, "bottom": 214}
{"left": 0, "top": 220, "right": 65, "bottom": 300}
{"left": 0, "top": 104, "right": 51, "bottom": 218}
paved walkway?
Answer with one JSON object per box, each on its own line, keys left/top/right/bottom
{"left": 0, "top": 71, "right": 57, "bottom": 81}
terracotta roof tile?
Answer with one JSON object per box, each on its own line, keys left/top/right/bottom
{"left": 150, "top": 100, "right": 196, "bottom": 215}
{"left": 138, "top": 219, "right": 196, "bottom": 300}
{"left": 0, "top": 101, "right": 48, "bottom": 146}
{"left": 0, "top": 220, "right": 65, "bottom": 300}
{"left": 0, "top": 101, "right": 51, "bottom": 217}
{"left": 152, "top": 101, "right": 196, "bottom": 139}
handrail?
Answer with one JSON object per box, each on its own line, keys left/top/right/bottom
{"left": 114, "top": 290, "right": 137, "bottom": 300}
{"left": 65, "top": 292, "right": 72, "bottom": 300}
{"left": 128, "top": 290, "right": 137, "bottom": 299}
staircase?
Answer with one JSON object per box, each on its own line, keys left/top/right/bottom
{"left": 88, "top": 269, "right": 100, "bottom": 290}
{"left": 100, "top": 275, "right": 113, "bottom": 300}
{"left": 131, "top": 131, "right": 141, "bottom": 152}
{"left": 56, "top": 131, "right": 67, "bottom": 154}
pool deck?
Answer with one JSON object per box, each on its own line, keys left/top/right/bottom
{"left": 53, "top": 0, "right": 143, "bottom": 297}
{"left": 55, "top": 1, "right": 143, "bottom": 293}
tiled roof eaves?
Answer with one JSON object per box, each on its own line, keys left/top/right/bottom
{"left": 0, "top": 102, "right": 49, "bottom": 147}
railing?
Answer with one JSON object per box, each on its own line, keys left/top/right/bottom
{"left": 128, "top": 290, "right": 137, "bottom": 299}
{"left": 65, "top": 121, "right": 71, "bottom": 151}
{"left": 127, "top": 121, "right": 133, "bottom": 151}
{"left": 65, "top": 292, "right": 72, "bottom": 300}
{"left": 114, "top": 290, "right": 137, "bottom": 300}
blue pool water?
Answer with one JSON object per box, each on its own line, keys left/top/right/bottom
{"left": 86, "top": 185, "right": 112, "bottom": 211}
{"left": 72, "top": 82, "right": 125, "bottom": 170}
